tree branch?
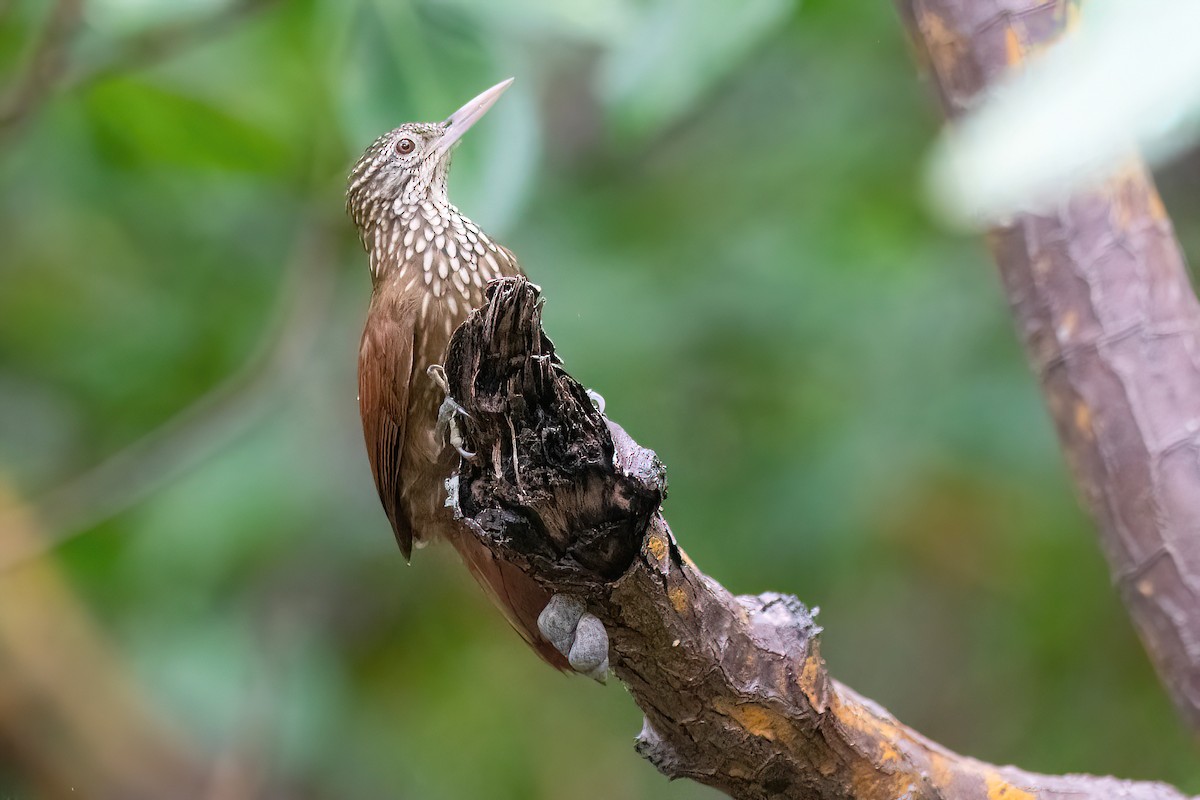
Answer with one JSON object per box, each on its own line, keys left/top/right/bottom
{"left": 0, "top": 0, "right": 279, "bottom": 144}
{"left": 0, "top": 0, "right": 83, "bottom": 136}
{"left": 60, "top": 0, "right": 280, "bottom": 93}
{"left": 441, "top": 278, "right": 1194, "bottom": 800}
{"left": 894, "top": 0, "right": 1200, "bottom": 733}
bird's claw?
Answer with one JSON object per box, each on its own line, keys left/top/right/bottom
{"left": 586, "top": 389, "right": 606, "bottom": 415}
{"left": 430, "top": 364, "right": 476, "bottom": 459}
{"left": 537, "top": 594, "right": 609, "bottom": 682}
{"left": 427, "top": 363, "right": 449, "bottom": 393}
{"left": 436, "top": 396, "right": 475, "bottom": 459}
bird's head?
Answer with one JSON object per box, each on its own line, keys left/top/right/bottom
{"left": 346, "top": 78, "right": 513, "bottom": 235}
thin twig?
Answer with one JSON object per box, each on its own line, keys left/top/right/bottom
{"left": 0, "top": 0, "right": 280, "bottom": 143}
{"left": 0, "top": 0, "right": 83, "bottom": 135}
{"left": 62, "top": 0, "right": 282, "bottom": 92}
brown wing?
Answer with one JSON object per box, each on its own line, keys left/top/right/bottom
{"left": 358, "top": 297, "right": 418, "bottom": 558}
{"left": 450, "top": 533, "right": 571, "bottom": 671}
{"left": 359, "top": 269, "right": 570, "bottom": 671}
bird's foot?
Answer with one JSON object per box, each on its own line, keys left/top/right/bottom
{"left": 437, "top": 397, "right": 475, "bottom": 459}
{"left": 537, "top": 594, "right": 609, "bottom": 682}
{"left": 586, "top": 389, "right": 606, "bottom": 415}
{"left": 428, "top": 365, "right": 475, "bottom": 459}
{"left": 427, "top": 362, "right": 450, "bottom": 393}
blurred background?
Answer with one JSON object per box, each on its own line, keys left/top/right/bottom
{"left": 1, "top": 0, "right": 1198, "bottom": 797}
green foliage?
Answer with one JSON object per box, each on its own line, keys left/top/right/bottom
{"left": 1, "top": 0, "right": 1198, "bottom": 795}
{"left": 84, "top": 77, "right": 290, "bottom": 172}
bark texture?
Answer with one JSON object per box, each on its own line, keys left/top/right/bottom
{"left": 895, "top": 0, "right": 1200, "bottom": 733}
{"left": 442, "top": 278, "right": 1195, "bottom": 800}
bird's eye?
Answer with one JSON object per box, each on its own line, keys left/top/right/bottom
{"left": 395, "top": 137, "right": 416, "bottom": 156}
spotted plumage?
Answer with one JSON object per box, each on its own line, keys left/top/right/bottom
{"left": 347, "top": 80, "right": 567, "bottom": 670}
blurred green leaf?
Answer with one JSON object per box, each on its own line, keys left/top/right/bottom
{"left": 600, "top": 0, "right": 797, "bottom": 139}
{"left": 83, "top": 76, "right": 289, "bottom": 172}
{"left": 85, "top": 0, "right": 238, "bottom": 35}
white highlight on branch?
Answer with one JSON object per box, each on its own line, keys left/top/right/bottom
{"left": 927, "top": 0, "right": 1200, "bottom": 226}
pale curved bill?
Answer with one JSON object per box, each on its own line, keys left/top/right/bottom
{"left": 434, "top": 78, "right": 515, "bottom": 158}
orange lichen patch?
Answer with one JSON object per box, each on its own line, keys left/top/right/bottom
{"left": 712, "top": 698, "right": 799, "bottom": 750}
{"left": 1073, "top": 401, "right": 1093, "bottom": 440}
{"left": 726, "top": 703, "right": 779, "bottom": 740}
{"left": 1004, "top": 25, "right": 1025, "bottom": 66}
{"left": 1111, "top": 181, "right": 1136, "bottom": 231}
{"left": 1061, "top": 0, "right": 1083, "bottom": 32}
{"left": 1145, "top": 183, "right": 1170, "bottom": 224}
{"left": 928, "top": 752, "right": 1038, "bottom": 800}
{"left": 667, "top": 585, "right": 689, "bottom": 613}
{"left": 1105, "top": 159, "right": 1158, "bottom": 231}
{"left": 797, "top": 654, "right": 827, "bottom": 712}
{"left": 1056, "top": 310, "right": 1078, "bottom": 342}
{"left": 1002, "top": 11, "right": 1071, "bottom": 67}
{"left": 848, "top": 759, "right": 919, "bottom": 800}
{"left": 986, "top": 772, "right": 1036, "bottom": 800}
{"left": 927, "top": 751, "right": 958, "bottom": 793}
{"left": 645, "top": 533, "right": 669, "bottom": 569}
{"left": 830, "top": 686, "right": 917, "bottom": 768}
{"left": 877, "top": 742, "right": 902, "bottom": 766}
{"left": 917, "top": 9, "right": 966, "bottom": 84}
{"left": 827, "top": 688, "right": 961, "bottom": 798}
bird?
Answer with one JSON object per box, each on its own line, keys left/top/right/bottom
{"left": 346, "top": 79, "right": 569, "bottom": 670}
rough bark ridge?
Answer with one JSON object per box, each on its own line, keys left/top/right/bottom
{"left": 441, "top": 278, "right": 1193, "bottom": 800}
{"left": 895, "top": 0, "right": 1200, "bottom": 733}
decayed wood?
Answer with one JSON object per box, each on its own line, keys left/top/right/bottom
{"left": 442, "top": 278, "right": 1195, "bottom": 800}
{"left": 894, "top": 0, "right": 1200, "bottom": 733}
